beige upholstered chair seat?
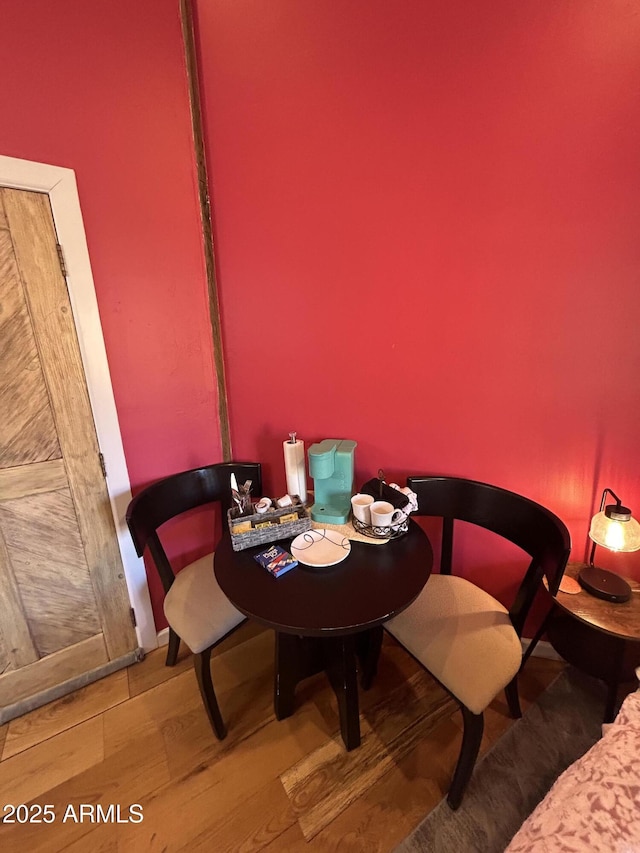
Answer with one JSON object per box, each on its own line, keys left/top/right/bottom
{"left": 163, "top": 553, "right": 245, "bottom": 655}
{"left": 386, "top": 574, "right": 523, "bottom": 715}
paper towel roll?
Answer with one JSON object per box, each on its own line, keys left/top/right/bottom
{"left": 283, "top": 436, "right": 307, "bottom": 503}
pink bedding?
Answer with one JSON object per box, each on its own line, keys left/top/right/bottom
{"left": 506, "top": 690, "right": 640, "bottom": 852}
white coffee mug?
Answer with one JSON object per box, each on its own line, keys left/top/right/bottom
{"left": 370, "top": 501, "right": 405, "bottom": 528}
{"left": 391, "top": 510, "right": 409, "bottom": 530}
{"left": 351, "top": 493, "right": 374, "bottom": 524}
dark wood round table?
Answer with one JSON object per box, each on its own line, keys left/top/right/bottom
{"left": 214, "top": 521, "right": 432, "bottom": 749}
{"left": 546, "top": 562, "right": 640, "bottom": 722}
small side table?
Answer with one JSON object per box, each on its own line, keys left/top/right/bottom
{"left": 546, "top": 562, "right": 640, "bottom": 722}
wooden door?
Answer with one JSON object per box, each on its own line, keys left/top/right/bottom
{"left": 0, "top": 188, "right": 138, "bottom": 720}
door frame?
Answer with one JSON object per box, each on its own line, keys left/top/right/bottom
{"left": 0, "top": 154, "right": 157, "bottom": 652}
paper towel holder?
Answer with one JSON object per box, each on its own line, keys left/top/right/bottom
{"left": 283, "top": 431, "right": 307, "bottom": 504}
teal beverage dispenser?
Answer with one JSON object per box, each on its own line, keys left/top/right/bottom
{"left": 308, "top": 439, "right": 357, "bottom": 524}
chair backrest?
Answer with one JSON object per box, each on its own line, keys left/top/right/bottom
{"left": 126, "top": 462, "right": 262, "bottom": 594}
{"left": 406, "top": 476, "right": 571, "bottom": 636}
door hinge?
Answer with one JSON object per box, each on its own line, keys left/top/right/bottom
{"left": 56, "top": 243, "right": 68, "bottom": 278}
{"left": 130, "top": 608, "right": 137, "bottom": 628}
{"left": 98, "top": 452, "right": 107, "bottom": 478}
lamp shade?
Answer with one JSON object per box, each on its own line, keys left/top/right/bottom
{"left": 589, "top": 507, "right": 640, "bottom": 552}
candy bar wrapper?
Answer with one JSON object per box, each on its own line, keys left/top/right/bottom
{"left": 254, "top": 544, "right": 298, "bottom": 577}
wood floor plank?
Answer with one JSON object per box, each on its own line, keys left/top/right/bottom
{"left": 107, "top": 658, "right": 275, "bottom": 781}
{"left": 115, "top": 702, "right": 331, "bottom": 852}
{"left": 281, "top": 670, "right": 456, "bottom": 840}
{"left": 268, "top": 716, "right": 461, "bottom": 853}
{"left": 126, "top": 657, "right": 205, "bottom": 730}
{"left": 0, "top": 620, "right": 566, "bottom": 853}
{"left": 128, "top": 626, "right": 273, "bottom": 702}
{"left": 2, "top": 670, "right": 128, "bottom": 759}
{"left": 297, "top": 723, "right": 451, "bottom": 851}
{"left": 261, "top": 821, "right": 316, "bottom": 852}
{"left": 0, "top": 730, "right": 169, "bottom": 853}
{"left": 161, "top": 668, "right": 276, "bottom": 781}
{"left": 127, "top": 620, "right": 269, "bottom": 697}
{"left": 62, "top": 824, "right": 118, "bottom": 853}
{"left": 198, "top": 627, "right": 275, "bottom": 694}
{"left": 214, "top": 619, "right": 270, "bottom": 654}
{"left": 2, "top": 820, "right": 119, "bottom": 853}
{"left": 178, "top": 777, "right": 297, "bottom": 853}
{"left": 285, "top": 718, "right": 392, "bottom": 840}
{"left": 351, "top": 772, "right": 441, "bottom": 852}
{"left": 102, "top": 684, "right": 165, "bottom": 758}
{"left": 0, "top": 716, "right": 104, "bottom": 807}
{"left": 120, "top": 630, "right": 281, "bottom": 782}
{"left": 306, "top": 753, "right": 446, "bottom": 852}
{"left": 126, "top": 643, "right": 193, "bottom": 698}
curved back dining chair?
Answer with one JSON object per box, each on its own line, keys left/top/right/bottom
{"left": 126, "top": 461, "right": 262, "bottom": 739}
{"left": 385, "top": 476, "right": 570, "bottom": 809}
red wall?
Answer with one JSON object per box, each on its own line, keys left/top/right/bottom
{"left": 195, "top": 0, "right": 640, "bottom": 597}
{"left": 1, "top": 0, "right": 222, "bottom": 626}
{"left": 2, "top": 1, "right": 639, "bottom": 634}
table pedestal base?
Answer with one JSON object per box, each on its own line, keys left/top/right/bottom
{"left": 274, "top": 626, "right": 383, "bottom": 750}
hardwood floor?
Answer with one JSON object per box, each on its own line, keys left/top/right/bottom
{"left": 0, "top": 623, "right": 563, "bottom": 852}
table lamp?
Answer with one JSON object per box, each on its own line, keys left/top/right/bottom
{"left": 578, "top": 488, "right": 640, "bottom": 603}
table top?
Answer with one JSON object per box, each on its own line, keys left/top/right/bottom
{"left": 553, "top": 562, "right": 640, "bottom": 642}
{"left": 214, "top": 520, "right": 433, "bottom": 638}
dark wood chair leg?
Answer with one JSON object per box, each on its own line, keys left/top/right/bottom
{"left": 165, "top": 627, "right": 180, "bottom": 667}
{"left": 193, "top": 646, "right": 227, "bottom": 740}
{"left": 447, "top": 705, "right": 484, "bottom": 810}
{"left": 505, "top": 675, "right": 522, "bottom": 719}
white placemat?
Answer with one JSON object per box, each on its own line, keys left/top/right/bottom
{"left": 311, "top": 519, "right": 389, "bottom": 545}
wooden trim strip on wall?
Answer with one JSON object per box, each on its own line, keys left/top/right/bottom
{"left": 180, "top": 0, "right": 232, "bottom": 462}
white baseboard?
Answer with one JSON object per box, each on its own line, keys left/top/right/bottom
{"left": 157, "top": 627, "right": 170, "bottom": 647}
{"left": 521, "top": 638, "right": 563, "bottom": 661}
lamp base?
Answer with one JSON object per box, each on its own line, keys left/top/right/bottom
{"left": 577, "top": 566, "right": 631, "bottom": 603}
